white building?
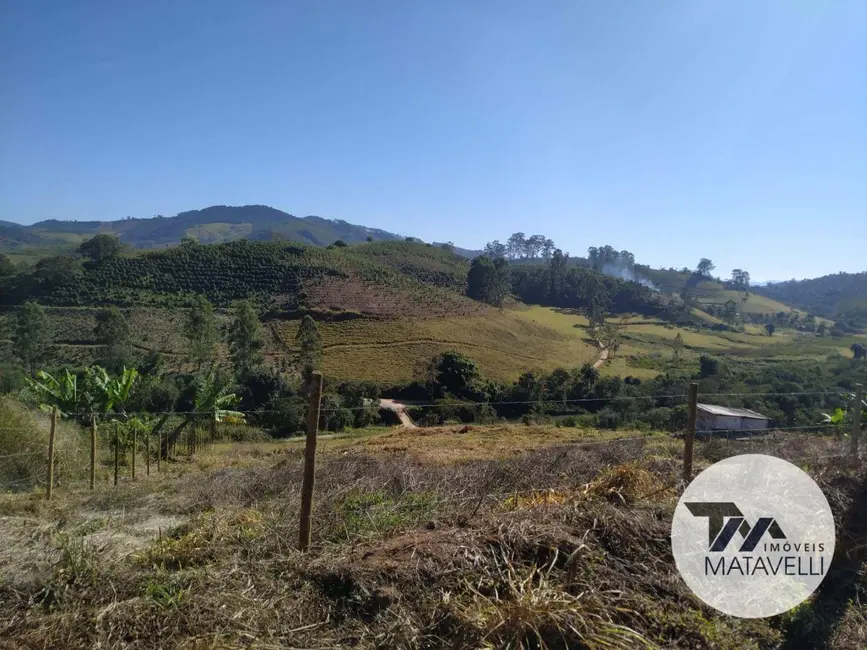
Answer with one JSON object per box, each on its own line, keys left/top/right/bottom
{"left": 696, "top": 404, "right": 769, "bottom": 433}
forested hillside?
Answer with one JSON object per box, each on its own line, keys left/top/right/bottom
{"left": 752, "top": 272, "right": 867, "bottom": 329}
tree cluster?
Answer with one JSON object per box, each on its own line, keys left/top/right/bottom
{"left": 466, "top": 256, "right": 511, "bottom": 306}
{"left": 484, "top": 233, "right": 556, "bottom": 261}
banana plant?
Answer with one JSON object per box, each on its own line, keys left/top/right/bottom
{"left": 193, "top": 369, "right": 245, "bottom": 425}
{"left": 821, "top": 392, "right": 867, "bottom": 426}
{"left": 25, "top": 369, "right": 86, "bottom": 417}
{"left": 163, "top": 367, "right": 245, "bottom": 457}
{"left": 26, "top": 365, "right": 139, "bottom": 424}
{"left": 89, "top": 366, "right": 139, "bottom": 419}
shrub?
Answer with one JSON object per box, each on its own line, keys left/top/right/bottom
{"left": 0, "top": 397, "right": 88, "bottom": 490}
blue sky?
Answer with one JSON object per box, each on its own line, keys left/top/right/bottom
{"left": 1, "top": 1, "right": 865, "bottom": 281}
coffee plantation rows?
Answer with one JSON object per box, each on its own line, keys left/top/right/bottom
{"left": 0, "top": 240, "right": 475, "bottom": 315}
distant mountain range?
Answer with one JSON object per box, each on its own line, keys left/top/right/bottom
{"left": 0, "top": 205, "right": 411, "bottom": 250}
{"left": 0, "top": 205, "right": 491, "bottom": 260}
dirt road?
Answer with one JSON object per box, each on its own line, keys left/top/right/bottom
{"left": 593, "top": 340, "right": 609, "bottom": 369}
{"left": 379, "top": 399, "right": 417, "bottom": 428}
{"left": 376, "top": 341, "right": 607, "bottom": 430}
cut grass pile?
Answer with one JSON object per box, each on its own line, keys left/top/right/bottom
{"left": 0, "top": 426, "right": 861, "bottom": 649}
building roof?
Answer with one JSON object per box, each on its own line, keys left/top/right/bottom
{"left": 696, "top": 403, "right": 769, "bottom": 420}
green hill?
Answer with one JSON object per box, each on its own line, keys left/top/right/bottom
{"left": 0, "top": 239, "right": 479, "bottom": 317}
{"left": 752, "top": 272, "right": 867, "bottom": 326}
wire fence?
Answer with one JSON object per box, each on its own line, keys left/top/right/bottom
{"left": 3, "top": 387, "right": 852, "bottom": 420}
{"left": 0, "top": 385, "right": 862, "bottom": 501}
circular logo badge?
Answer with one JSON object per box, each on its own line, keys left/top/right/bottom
{"left": 671, "top": 454, "right": 835, "bottom": 618}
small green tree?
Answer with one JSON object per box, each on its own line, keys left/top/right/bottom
{"left": 295, "top": 315, "right": 322, "bottom": 376}
{"left": 227, "top": 301, "right": 264, "bottom": 380}
{"left": 672, "top": 332, "right": 684, "bottom": 363}
{"left": 184, "top": 295, "right": 218, "bottom": 369}
{"left": 722, "top": 300, "right": 739, "bottom": 324}
{"left": 425, "top": 351, "right": 482, "bottom": 399}
{"left": 699, "top": 355, "right": 719, "bottom": 378}
{"left": 466, "top": 255, "right": 510, "bottom": 306}
{"left": 765, "top": 323, "right": 776, "bottom": 336}
{"left": 78, "top": 234, "right": 125, "bottom": 262}
{"left": 95, "top": 307, "right": 133, "bottom": 372}
{"left": 599, "top": 323, "right": 621, "bottom": 358}
{"left": 14, "top": 301, "right": 52, "bottom": 375}
{"left": 852, "top": 343, "right": 866, "bottom": 360}
{"left": 0, "top": 253, "right": 16, "bottom": 277}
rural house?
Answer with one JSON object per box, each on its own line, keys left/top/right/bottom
{"left": 696, "top": 403, "right": 769, "bottom": 434}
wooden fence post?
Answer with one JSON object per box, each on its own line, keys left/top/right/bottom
{"left": 683, "top": 382, "right": 698, "bottom": 482}
{"left": 46, "top": 407, "right": 58, "bottom": 500}
{"left": 114, "top": 423, "right": 119, "bottom": 486}
{"left": 90, "top": 415, "right": 97, "bottom": 490}
{"left": 131, "top": 425, "right": 137, "bottom": 481}
{"left": 852, "top": 383, "right": 863, "bottom": 460}
{"left": 157, "top": 428, "right": 161, "bottom": 472}
{"left": 145, "top": 428, "right": 150, "bottom": 477}
{"left": 299, "top": 371, "right": 323, "bottom": 552}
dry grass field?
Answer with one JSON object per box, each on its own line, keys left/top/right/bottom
{"left": 0, "top": 423, "right": 863, "bottom": 649}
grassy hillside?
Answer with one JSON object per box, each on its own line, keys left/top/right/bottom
{"left": 7, "top": 302, "right": 862, "bottom": 388}
{"left": 695, "top": 288, "right": 793, "bottom": 315}
{"left": 274, "top": 310, "right": 600, "bottom": 382}
{"left": 0, "top": 306, "right": 601, "bottom": 383}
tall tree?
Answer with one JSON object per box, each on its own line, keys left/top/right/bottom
{"left": 696, "top": 258, "right": 715, "bottom": 278}
{"left": 483, "top": 240, "right": 507, "bottom": 259}
{"left": 730, "top": 269, "right": 751, "bottom": 295}
{"left": 95, "top": 307, "right": 133, "bottom": 372}
{"left": 295, "top": 315, "right": 323, "bottom": 376}
{"left": 14, "top": 301, "right": 51, "bottom": 374}
{"left": 506, "top": 232, "right": 526, "bottom": 260}
{"left": 184, "top": 295, "right": 218, "bottom": 369}
{"left": 547, "top": 249, "right": 570, "bottom": 302}
{"left": 227, "top": 300, "right": 264, "bottom": 380}
{"left": 78, "top": 234, "right": 125, "bottom": 262}
{"left": 541, "top": 238, "right": 555, "bottom": 260}
{"left": 618, "top": 250, "right": 635, "bottom": 267}
{"left": 526, "top": 235, "right": 546, "bottom": 259}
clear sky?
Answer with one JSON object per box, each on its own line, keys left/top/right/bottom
{"left": 2, "top": 1, "right": 865, "bottom": 281}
